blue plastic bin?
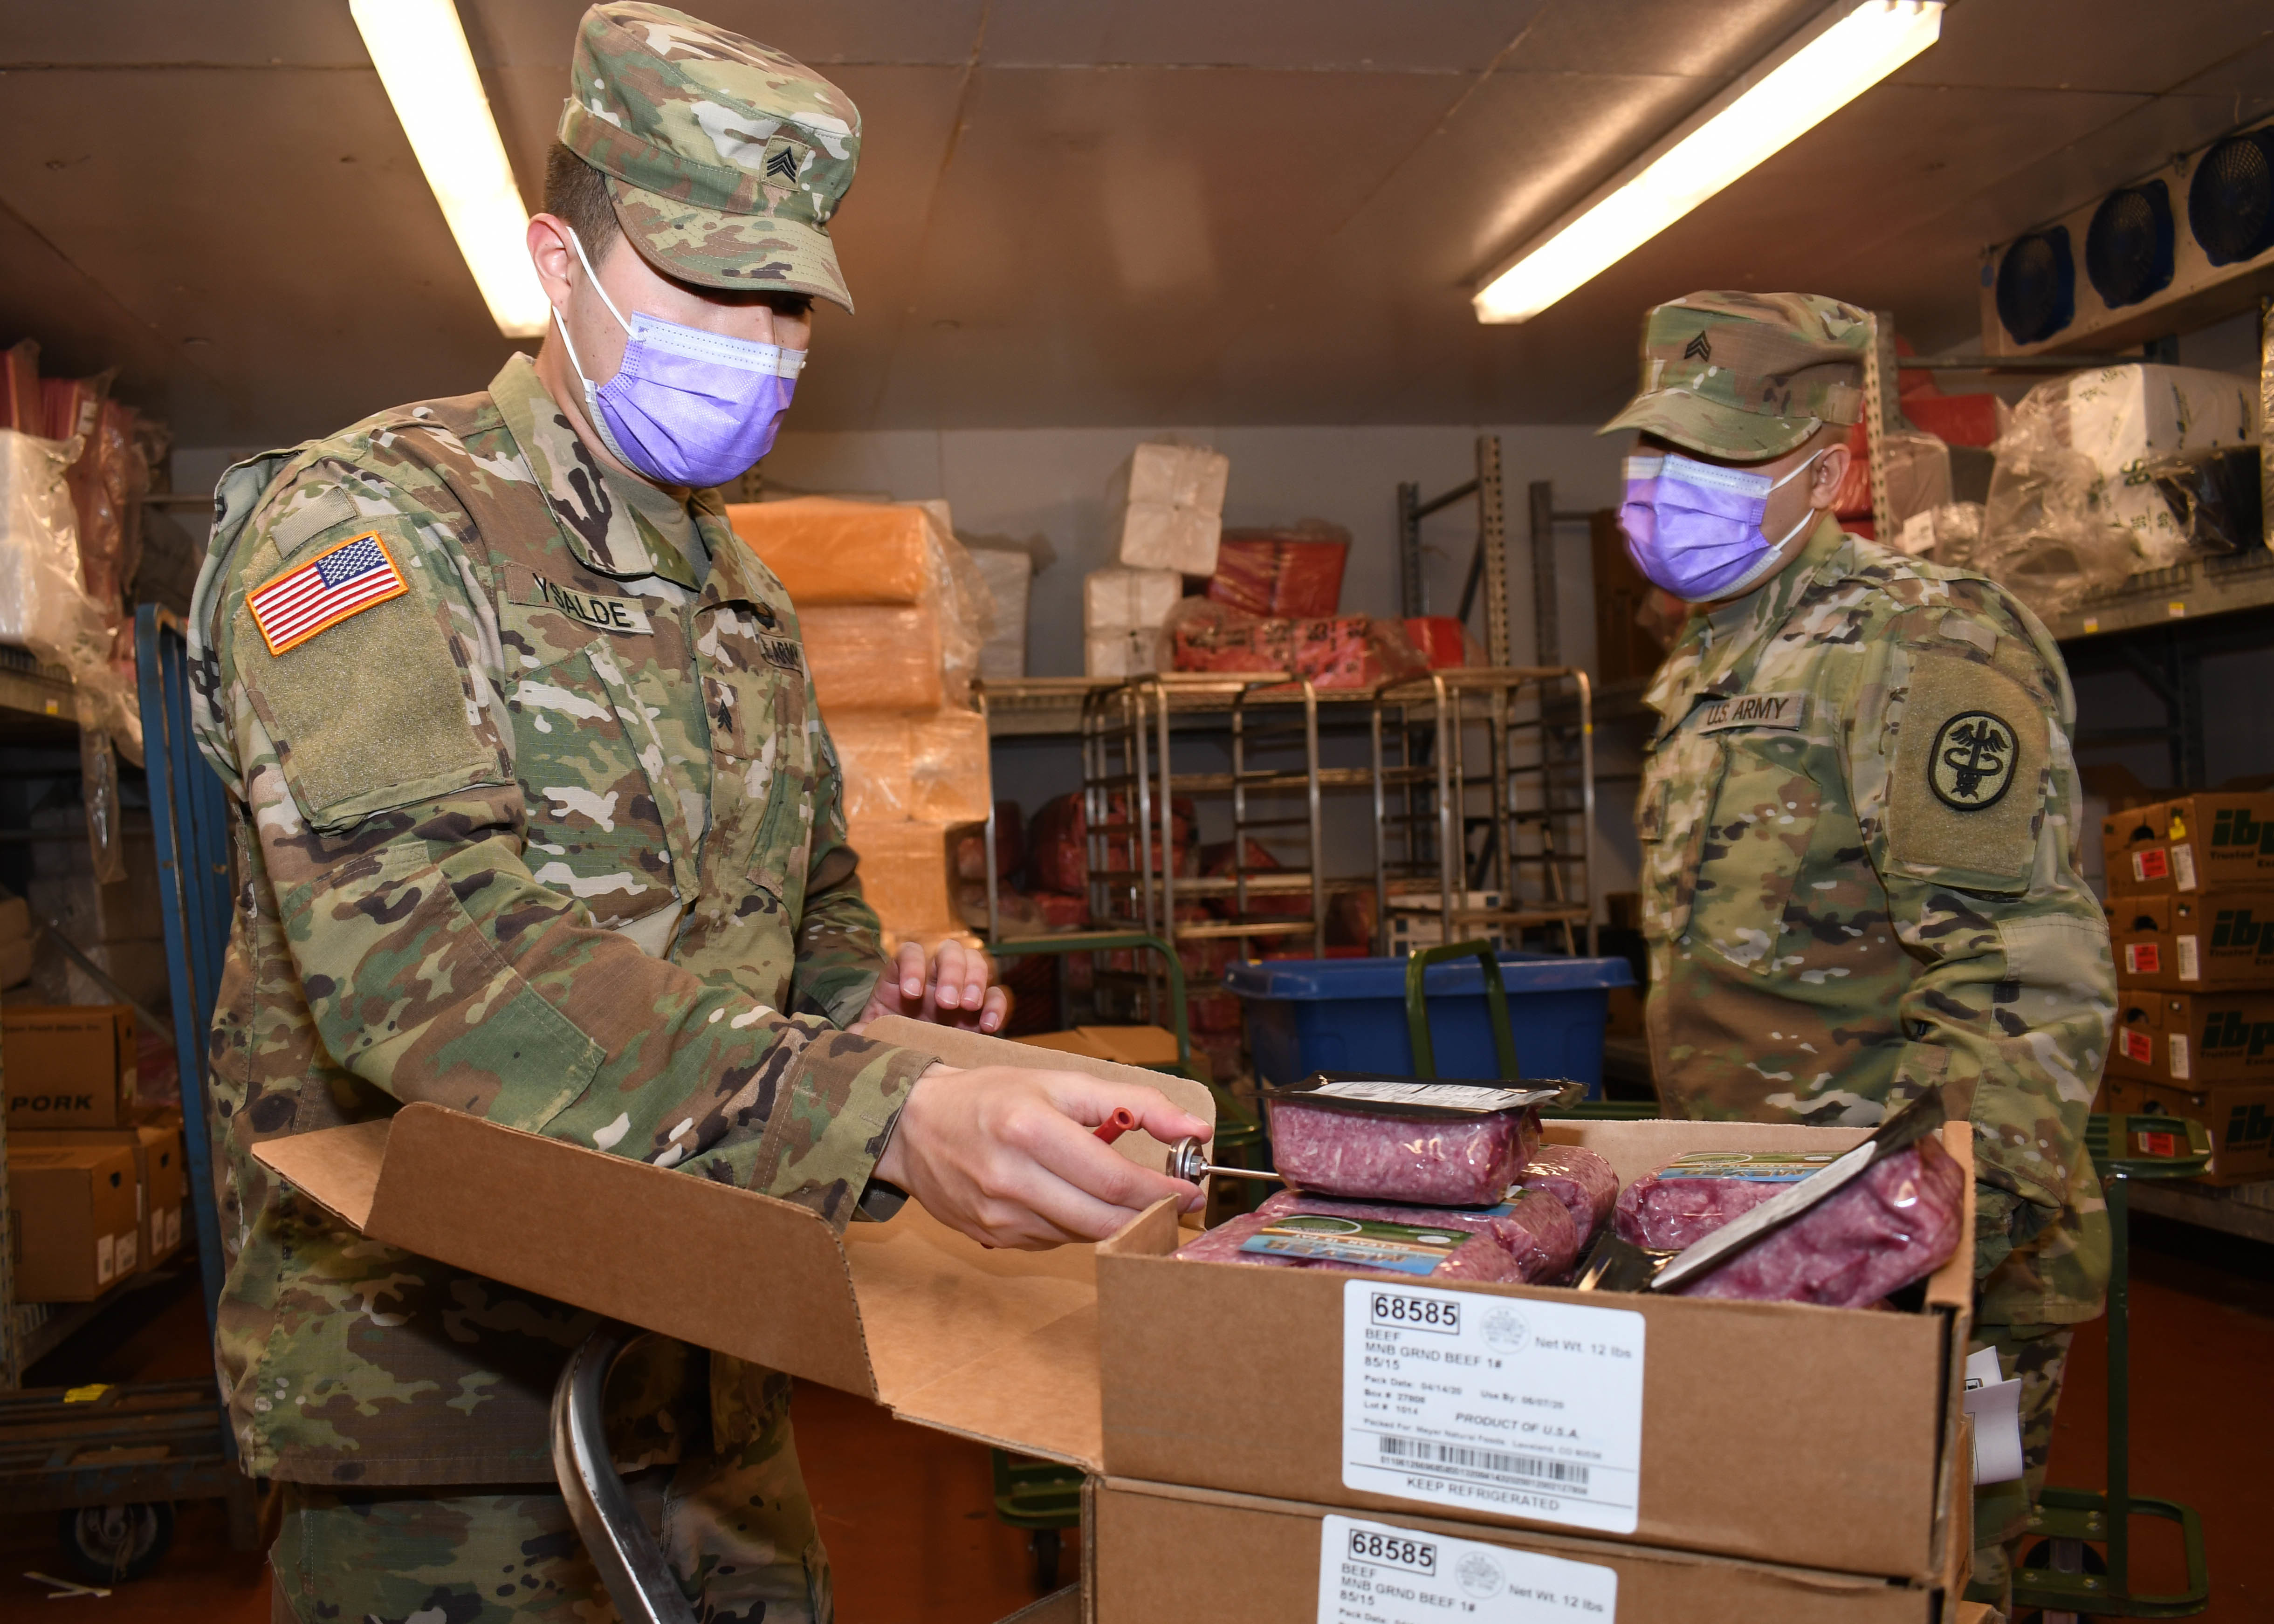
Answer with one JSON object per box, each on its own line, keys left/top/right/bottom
{"left": 1224, "top": 952, "right": 1634, "bottom": 1095}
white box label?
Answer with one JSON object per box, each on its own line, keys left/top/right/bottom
{"left": 1318, "top": 1514, "right": 1617, "bottom": 1623}
{"left": 96, "top": 1234, "right": 115, "bottom": 1286}
{"left": 1342, "top": 1281, "right": 1645, "bottom": 1534}
{"left": 115, "top": 1229, "right": 137, "bottom": 1274}
{"left": 2173, "top": 842, "right": 2198, "bottom": 891}
{"left": 2170, "top": 1033, "right": 2191, "bottom": 1081}
{"left": 165, "top": 1206, "right": 181, "bottom": 1249}
{"left": 2178, "top": 935, "right": 2200, "bottom": 981}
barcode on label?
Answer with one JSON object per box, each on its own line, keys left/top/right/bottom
{"left": 1376, "top": 1433, "right": 1591, "bottom": 1487}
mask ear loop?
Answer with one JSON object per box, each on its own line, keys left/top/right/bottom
{"left": 544, "top": 226, "right": 643, "bottom": 473}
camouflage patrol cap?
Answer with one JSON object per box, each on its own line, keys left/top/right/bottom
{"left": 558, "top": 3, "right": 861, "bottom": 312}
{"left": 1599, "top": 292, "right": 1872, "bottom": 460}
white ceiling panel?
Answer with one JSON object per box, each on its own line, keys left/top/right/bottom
{"left": 0, "top": 0, "right": 2266, "bottom": 446}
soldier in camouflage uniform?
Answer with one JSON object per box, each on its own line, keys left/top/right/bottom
{"left": 187, "top": 8, "right": 1206, "bottom": 1620}
{"left": 1606, "top": 293, "right": 2114, "bottom": 1608}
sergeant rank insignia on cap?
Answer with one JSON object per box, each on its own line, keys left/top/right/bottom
{"left": 247, "top": 532, "right": 408, "bottom": 656}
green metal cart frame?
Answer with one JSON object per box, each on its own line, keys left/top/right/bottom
{"left": 2006, "top": 1112, "right": 2214, "bottom": 1619}
{"left": 1402, "top": 938, "right": 1657, "bottom": 1119}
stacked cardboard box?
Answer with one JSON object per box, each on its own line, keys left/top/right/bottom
{"left": 727, "top": 498, "right": 992, "bottom": 950}
{"left": 1083, "top": 566, "right": 1181, "bottom": 679}
{"left": 2103, "top": 792, "right": 2274, "bottom": 1182}
{"left": 1107, "top": 441, "right": 1229, "bottom": 576}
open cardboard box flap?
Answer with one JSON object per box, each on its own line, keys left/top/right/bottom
{"left": 253, "top": 1014, "right": 1212, "bottom": 1470}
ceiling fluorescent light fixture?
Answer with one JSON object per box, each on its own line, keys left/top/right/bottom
{"left": 1474, "top": 0, "right": 1943, "bottom": 324}
{"left": 351, "top": 0, "right": 549, "bottom": 337}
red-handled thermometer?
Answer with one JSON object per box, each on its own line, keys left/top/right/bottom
{"left": 1163, "top": 1137, "right": 1278, "bottom": 1185}
{"left": 1092, "top": 1107, "right": 1140, "bottom": 1145}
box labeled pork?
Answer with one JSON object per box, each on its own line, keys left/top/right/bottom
{"left": 1087, "top": 1472, "right": 1970, "bottom": 1624}
{"left": 1096, "top": 1118, "right": 1974, "bottom": 1582}
{"left": 2106, "top": 989, "right": 2274, "bottom": 1085}
{"left": 2102, "top": 1074, "right": 2274, "bottom": 1186}
{"left": 3, "top": 1004, "right": 136, "bottom": 1128}
{"left": 2108, "top": 889, "right": 2274, "bottom": 989}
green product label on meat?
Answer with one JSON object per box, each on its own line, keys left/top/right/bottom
{"left": 1654, "top": 1150, "right": 1844, "bottom": 1182}
{"left": 1243, "top": 1213, "right": 1496, "bottom": 1276}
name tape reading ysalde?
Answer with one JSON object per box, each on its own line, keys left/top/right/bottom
{"left": 1342, "top": 1281, "right": 1644, "bottom": 1535}
{"left": 1317, "top": 1514, "right": 1618, "bottom": 1624}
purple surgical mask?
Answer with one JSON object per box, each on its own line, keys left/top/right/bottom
{"left": 550, "top": 228, "right": 805, "bottom": 489}
{"left": 1618, "top": 449, "right": 1826, "bottom": 602}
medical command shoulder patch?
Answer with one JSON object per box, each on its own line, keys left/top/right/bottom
{"left": 247, "top": 531, "right": 408, "bottom": 656}
{"left": 1928, "top": 710, "right": 2017, "bottom": 810}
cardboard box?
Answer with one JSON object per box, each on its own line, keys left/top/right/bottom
{"left": 2108, "top": 889, "right": 2274, "bottom": 989}
{"left": 7, "top": 1141, "right": 141, "bottom": 1301}
{"left": 249, "top": 1017, "right": 1214, "bottom": 1473}
{"left": 2102, "top": 1074, "right": 2274, "bottom": 1186}
{"left": 802, "top": 604, "right": 946, "bottom": 713}
{"left": 15, "top": 1122, "right": 188, "bottom": 1270}
{"left": 1087, "top": 1471, "right": 1970, "bottom": 1624}
{"left": 2106, "top": 989, "right": 2274, "bottom": 1086}
{"left": 845, "top": 820, "right": 961, "bottom": 940}
{"left": 1022, "top": 1027, "right": 1184, "bottom": 1070}
{"left": 2104, "top": 793, "right": 2274, "bottom": 895}
{"left": 1095, "top": 1118, "right": 1976, "bottom": 1582}
{"left": 831, "top": 710, "right": 991, "bottom": 826}
{"left": 3, "top": 1004, "right": 136, "bottom": 1128}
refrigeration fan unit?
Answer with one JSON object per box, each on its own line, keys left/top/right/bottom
{"left": 1981, "top": 114, "right": 2274, "bottom": 355}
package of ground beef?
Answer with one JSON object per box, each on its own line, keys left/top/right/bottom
{"left": 1172, "top": 1187, "right": 1576, "bottom": 1283}
{"left": 1263, "top": 1077, "right": 1559, "bottom": 1205}
{"left": 1614, "top": 1137, "right": 1966, "bottom": 1308}
{"left": 1514, "top": 1144, "right": 1619, "bottom": 1243}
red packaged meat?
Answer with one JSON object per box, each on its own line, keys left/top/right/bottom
{"left": 1614, "top": 1138, "right": 1965, "bottom": 1308}
{"left": 1263, "top": 1076, "right": 1560, "bottom": 1206}
{"left": 1514, "top": 1143, "right": 1619, "bottom": 1242}
{"left": 1173, "top": 1187, "right": 1574, "bottom": 1283}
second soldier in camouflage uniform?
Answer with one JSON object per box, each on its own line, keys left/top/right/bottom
{"left": 188, "top": 7, "right": 1202, "bottom": 1620}
{"left": 1607, "top": 293, "right": 2114, "bottom": 1606}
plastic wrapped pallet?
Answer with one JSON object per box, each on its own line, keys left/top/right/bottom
{"left": 0, "top": 429, "right": 115, "bottom": 695}
{"left": 846, "top": 819, "right": 959, "bottom": 940}
{"left": 968, "top": 544, "right": 1032, "bottom": 680}
{"left": 2053, "top": 364, "right": 2259, "bottom": 567}
{"left": 1208, "top": 524, "right": 1349, "bottom": 617}
{"left": 827, "top": 713, "right": 915, "bottom": 822}
{"left": 1107, "top": 441, "right": 1228, "bottom": 576}
{"left": 800, "top": 605, "right": 946, "bottom": 713}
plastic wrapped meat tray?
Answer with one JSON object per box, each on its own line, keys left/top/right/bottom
{"left": 1513, "top": 1143, "right": 1619, "bottom": 1242}
{"left": 1174, "top": 1188, "right": 1576, "bottom": 1283}
{"left": 1267, "top": 1096, "right": 1526, "bottom": 1206}
{"left": 1614, "top": 1138, "right": 1965, "bottom": 1307}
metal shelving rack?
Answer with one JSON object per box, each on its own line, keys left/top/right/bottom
{"left": 1372, "top": 666, "right": 1596, "bottom": 956}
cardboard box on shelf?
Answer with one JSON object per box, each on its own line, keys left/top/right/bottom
{"left": 1095, "top": 1117, "right": 1975, "bottom": 1582}
{"left": 1087, "top": 1470, "right": 1970, "bottom": 1624}
{"left": 1085, "top": 629, "right": 1161, "bottom": 680}
{"left": 1022, "top": 1026, "right": 1183, "bottom": 1070}
{"left": 802, "top": 604, "right": 946, "bottom": 713}
{"left": 725, "top": 497, "right": 933, "bottom": 605}
{"left": 15, "top": 1122, "right": 188, "bottom": 1270}
{"left": 2108, "top": 889, "right": 2274, "bottom": 989}
{"left": 2107, "top": 989, "right": 2274, "bottom": 1086}
{"left": 249, "top": 1017, "right": 1213, "bottom": 1476}
{"left": 968, "top": 545, "right": 1032, "bottom": 680}
{"left": 2105, "top": 793, "right": 2274, "bottom": 895}
{"left": 7, "top": 1141, "right": 141, "bottom": 1302}
{"left": 831, "top": 710, "right": 991, "bottom": 826}
{"left": 1084, "top": 568, "right": 1182, "bottom": 634}
{"left": 2102, "top": 1074, "right": 2274, "bottom": 1186}
{"left": 3, "top": 1004, "right": 135, "bottom": 1128}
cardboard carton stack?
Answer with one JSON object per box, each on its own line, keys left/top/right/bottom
{"left": 1083, "top": 566, "right": 1182, "bottom": 679}
{"left": 3, "top": 1002, "right": 186, "bottom": 1302}
{"left": 727, "top": 498, "right": 991, "bottom": 949}
{"left": 1084, "top": 442, "right": 1230, "bottom": 679}
{"left": 2102, "top": 792, "right": 2274, "bottom": 1184}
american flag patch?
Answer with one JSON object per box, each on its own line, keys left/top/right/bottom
{"left": 247, "top": 532, "right": 409, "bottom": 656}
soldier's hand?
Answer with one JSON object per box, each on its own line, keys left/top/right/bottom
{"left": 874, "top": 1064, "right": 1208, "bottom": 1249}
{"left": 859, "top": 939, "right": 1009, "bottom": 1033}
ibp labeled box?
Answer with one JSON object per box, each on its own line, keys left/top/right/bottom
{"left": 2104, "top": 793, "right": 2274, "bottom": 895}
{"left": 2108, "top": 889, "right": 2274, "bottom": 989}
{"left": 2106, "top": 989, "right": 2274, "bottom": 1086}
{"left": 1095, "top": 1118, "right": 1975, "bottom": 1583}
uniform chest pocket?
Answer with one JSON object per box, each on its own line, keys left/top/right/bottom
{"left": 503, "top": 616, "right": 678, "bottom": 927}
{"left": 1637, "top": 725, "right": 1725, "bottom": 942}
{"left": 1688, "top": 732, "right": 1824, "bottom": 976}
{"left": 701, "top": 605, "right": 816, "bottom": 916}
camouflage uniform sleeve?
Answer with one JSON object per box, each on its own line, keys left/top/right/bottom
{"left": 789, "top": 696, "right": 891, "bottom": 1027}
{"left": 206, "top": 459, "right": 931, "bottom": 1231}
{"left": 1849, "top": 583, "right": 2113, "bottom": 1324}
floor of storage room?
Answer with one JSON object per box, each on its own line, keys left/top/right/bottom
{"left": 0, "top": 1209, "right": 2263, "bottom": 1621}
